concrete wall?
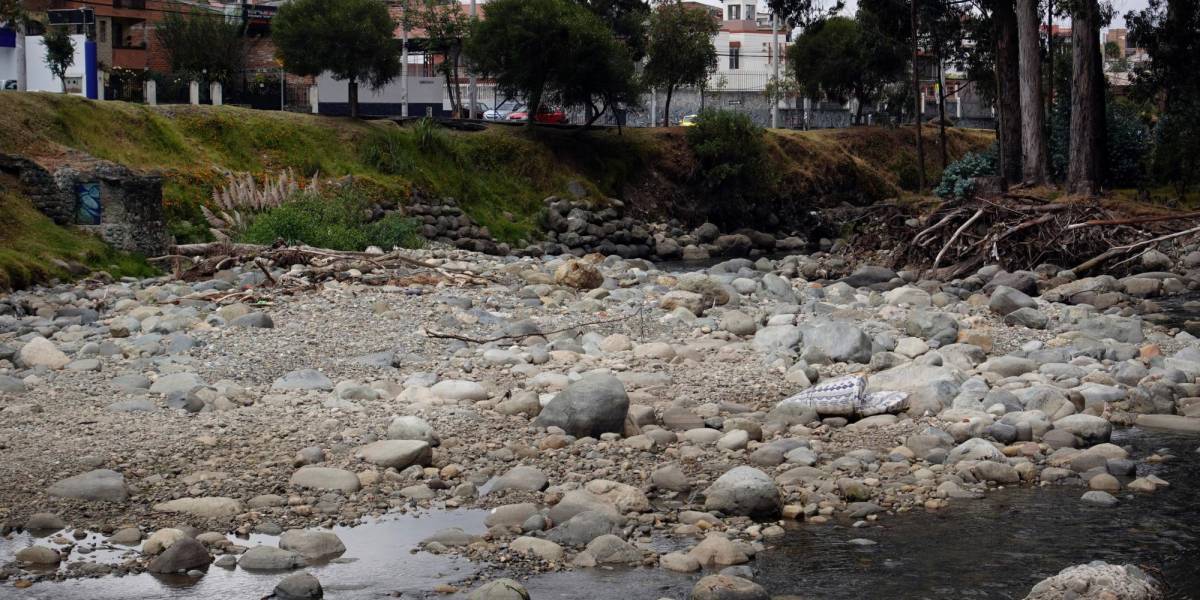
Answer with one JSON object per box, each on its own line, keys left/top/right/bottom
{"left": 0, "top": 33, "right": 92, "bottom": 95}
{"left": 316, "top": 69, "right": 444, "bottom": 117}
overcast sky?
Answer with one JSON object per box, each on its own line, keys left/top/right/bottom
{"left": 696, "top": 0, "right": 1152, "bottom": 28}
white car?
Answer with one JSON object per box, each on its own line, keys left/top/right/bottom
{"left": 484, "top": 99, "right": 523, "bottom": 121}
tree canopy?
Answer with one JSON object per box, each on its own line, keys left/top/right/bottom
{"left": 788, "top": 14, "right": 905, "bottom": 121}
{"left": 273, "top": 0, "right": 401, "bottom": 117}
{"left": 642, "top": 1, "right": 718, "bottom": 126}
{"left": 412, "top": 0, "right": 472, "bottom": 116}
{"left": 154, "top": 6, "right": 245, "bottom": 83}
{"left": 42, "top": 27, "right": 75, "bottom": 93}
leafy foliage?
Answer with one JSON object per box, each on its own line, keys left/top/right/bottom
{"left": 934, "top": 146, "right": 998, "bottom": 199}
{"left": 765, "top": 0, "right": 845, "bottom": 28}
{"left": 154, "top": 6, "right": 245, "bottom": 83}
{"left": 787, "top": 15, "right": 905, "bottom": 122}
{"left": 642, "top": 2, "right": 718, "bottom": 125}
{"left": 42, "top": 28, "right": 75, "bottom": 91}
{"left": 685, "top": 110, "right": 774, "bottom": 226}
{"left": 242, "top": 188, "right": 422, "bottom": 251}
{"left": 1049, "top": 94, "right": 1151, "bottom": 188}
{"left": 572, "top": 0, "right": 650, "bottom": 60}
{"left": 412, "top": 0, "right": 472, "bottom": 116}
{"left": 273, "top": 0, "right": 400, "bottom": 115}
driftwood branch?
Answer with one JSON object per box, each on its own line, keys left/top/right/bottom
{"left": 423, "top": 309, "right": 642, "bottom": 345}
{"left": 1074, "top": 224, "right": 1200, "bottom": 274}
{"left": 931, "top": 208, "right": 984, "bottom": 271}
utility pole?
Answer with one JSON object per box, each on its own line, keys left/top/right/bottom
{"left": 910, "top": 0, "right": 925, "bottom": 194}
{"left": 401, "top": 0, "right": 409, "bottom": 118}
{"left": 467, "top": 0, "right": 477, "bottom": 119}
{"left": 770, "top": 12, "right": 778, "bottom": 129}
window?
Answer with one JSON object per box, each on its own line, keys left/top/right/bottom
{"left": 745, "top": 4, "right": 755, "bottom": 20}
{"left": 729, "top": 48, "right": 740, "bottom": 70}
{"left": 728, "top": 4, "right": 740, "bottom": 19}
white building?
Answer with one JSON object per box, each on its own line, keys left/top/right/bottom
{"left": 0, "top": 32, "right": 96, "bottom": 96}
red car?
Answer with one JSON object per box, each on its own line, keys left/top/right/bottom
{"left": 506, "top": 106, "right": 568, "bottom": 124}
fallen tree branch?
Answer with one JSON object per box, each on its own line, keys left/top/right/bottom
{"left": 1073, "top": 224, "right": 1200, "bottom": 273}
{"left": 1064, "top": 212, "right": 1200, "bottom": 230}
{"left": 423, "top": 308, "right": 642, "bottom": 345}
{"left": 931, "top": 208, "right": 984, "bottom": 272}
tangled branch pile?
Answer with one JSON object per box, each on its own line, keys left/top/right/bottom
{"left": 843, "top": 194, "right": 1200, "bottom": 279}
{"left": 150, "top": 241, "right": 495, "bottom": 304}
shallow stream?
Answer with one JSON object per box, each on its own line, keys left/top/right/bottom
{"left": 2, "top": 429, "right": 1197, "bottom": 599}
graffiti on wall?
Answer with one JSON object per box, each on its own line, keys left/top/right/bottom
{"left": 75, "top": 182, "right": 102, "bottom": 225}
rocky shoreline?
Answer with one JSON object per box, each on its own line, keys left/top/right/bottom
{"left": 1, "top": 243, "right": 1198, "bottom": 599}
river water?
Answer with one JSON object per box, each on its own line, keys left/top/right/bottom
{"left": 3, "top": 428, "right": 1197, "bottom": 599}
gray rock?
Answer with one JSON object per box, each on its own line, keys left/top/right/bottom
{"left": 842, "top": 265, "right": 897, "bottom": 287}
{"left": 0, "top": 374, "right": 26, "bottom": 394}
{"left": 533, "top": 374, "right": 629, "bottom": 438}
{"left": 947, "top": 438, "right": 1004, "bottom": 464}
{"left": 18, "top": 336, "right": 70, "bottom": 369}
{"left": 274, "top": 572, "right": 324, "bottom": 600}
{"left": 905, "top": 311, "right": 960, "bottom": 345}
{"left": 238, "top": 545, "right": 305, "bottom": 570}
{"left": 386, "top": 415, "right": 439, "bottom": 445}
{"left": 355, "top": 440, "right": 432, "bottom": 469}
{"left": 691, "top": 574, "right": 770, "bottom": 600}
{"left": 1080, "top": 490, "right": 1119, "bottom": 507}
{"left": 1077, "top": 316, "right": 1144, "bottom": 343}
{"left": 704, "top": 466, "right": 781, "bottom": 518}
{"left": 150, "top": 372, "right": 205, "bottom": 395}
{"left": 721, "top": 310, "right": 758, "bottom": 336}
{"left": 586, "top": 534, "right": 641, "bottom": 564}
{"left": 491, "top": 465, "right": 549, "bottom": 493}
{"left": 147, "top": 538, "right": 210, "bottom": 574}
{"left": 988, "top": 285, "right": 1037, "bottom": 316}
{"left": 272, "top": 369, "right": 334, "bottom": 391}
{"left": 47, "top": 469, "right": 128, "bottom": 503}
{"left": 1023, "top": 561, "right": 1161, "bottom": 600}
{"left": 546, "top": 510, "right": 621, "bottom": 546}
{"left": 801, "top": 322, "right": 872, "bottom": 364}
{"left": 1053, "top": 414, "right": 1113, "bottom": 444}
{"left": 431, "top": 379, "right": 488, "bottom": 401}
{"left": 230, "top": 312, "right": 274, "bottom": 328}
{"left": 421, "top": 528, "right": 483, "bottom": 547}
{"left": 751, "top": 325, "right": 802, "bottom": 354}
{"left": 1005, "top": 307, "right": 1048, "bottom": 329}
{"left": 153, "top": 497, "right": 244, "bottom": 518}
{"left": 278, "top": 530, "right": 346, "bottom": 560}
{"left": 467, "top": 578, "right": 530, "bottom": 600}
{"left": 290, "top": 467, "right": 361, "bottom": 492}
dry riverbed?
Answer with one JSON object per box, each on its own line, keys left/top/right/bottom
{"left": 1, "top": 247, "right": 1196, "bottom": 599}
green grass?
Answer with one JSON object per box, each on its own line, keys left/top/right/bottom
{"left": 241, "top": 188, "right": 423, "bottom": 251}
{"left": 0, "top": 192, "right": 158, "bottom": 290}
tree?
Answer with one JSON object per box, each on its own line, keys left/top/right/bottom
{"left": 466, "top": 0, "right": 579, "bottom": 124}
{"left": 1103, "top": 40, "right": 1121, "bottom": 59}
{"left": 1127, "top": 0, "right": 1200, "bottom": 196}
{"left": 1016, "top": 0, "right": 1048, "bottom": 184}
{"left": 573, "top": 0, "right": 650, "bottom": 60}
{"left": 554, "top": 7, "right": 642, "bottom": 129}
{"left": 985, "top": 0, "right": 1023, "bottom": 187}
{"left": 787, "top": 15, "right": 905, "bottom": 123}
{"left": 273, "top": 0, "right": 401, "bottom": 119}
{"left": 1068, "top": 0, "right": 1105, "bottom": 195}
{"left": 643, "top": 1, "right": 719, "bottom": 127}
{"left": 765, "top": 0, "right": 845, "bottom": 28}
{"left": 42, "top": 27, "right": 75, "bottom": 93}
{"left": 154, "top": 4, "right": 245, "bottom": 84}
{"left": 413, "top": 0, "right": 471, "bottom": 117}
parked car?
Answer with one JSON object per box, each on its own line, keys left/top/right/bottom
{"left": 679, "top": 114, "right": 700, "bottom": 127}
{"left": 507, "top": 106, "right": 568, "bottom": 124}
{"left": 484, "top": 99, "right": 523, "bottom": 120}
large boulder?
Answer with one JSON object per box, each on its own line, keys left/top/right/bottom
{"left": 278, "top": 530, "right": 346, "bottom": 560}
{"left": 905, "top": 311, "right": 960, "bottom": 345}
{"left": 533, "top": 374, "right": 629, "bottom": 438}
{"left": 147, "top": 537, "right": 211, "bottom": 574}
{"left": 386, "top": 415, "right": 439, "bottom": 445}
{"left": 1077, "top": 316, "right": 1144, "bottom": 343}
{"left": 703, "top": 466, "right": 781, "bottom": 518}
{"left": 988, "top": 285, "right": 1037, "bottom": 316}
{"left": 274, "top": 572, "right": 324, "bottom": 600}
{"left": 554, "top": 260, "right": 603, "bottom": 290}
{"left": 289, "top": 467, "right": 361, "bottom": 493}
{"left": 752, "top": 325, "right": 802, "bottom": 355}
{"left": 18, "top": 336, "right": 70, "bottom": 369}
{"left": 355, "top": 440, "right": 432, "bottom": 469}
{"left": 47, "top": 469, "right": 129, "bottom": 503}
{"left": 153, "top": 497, "right": 244, "bottom": 519}
{"left": 468, "top": 579, "right": 530, "bottom": 600}
{"left": 801, "top": 322, "right": 873, "bottom": 364}
{"left": 691, "top": 575, "right": 770, "bottom": 600}
{"left": 1023, "top": 561, "right": 1162, "bottom": 600}
{"left": 239, "top": 546, "right": 305, "bottom": 570}
{"left": 842, "top": 265, "right": 897, "bottom": 287}
{"left": 1053, "top": 414, "right": 1113, "bottom": 444}
{"left": 868, "top": 364, "right": 966, "bottom": 415}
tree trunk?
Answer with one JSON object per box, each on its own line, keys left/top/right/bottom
{"left": 663, "top": 85, "right": 674, "bottom": 127}
{"left": 911, "top": 0, "right": 925, "bottom": 193}
{"left": 936, "top": 49, "right": 948, "bottom": 170}
{"left": 1068, "top": 0, "right": 1104, "bottom": 196}
{"left": 993, "top": 0, "right": 1023, "bottom": 187}
{"left": 348, "top": 78, "right": 359, "bottom": 119}
{"left": 1016, "top": 0, "right": 1048, "bottom": 184}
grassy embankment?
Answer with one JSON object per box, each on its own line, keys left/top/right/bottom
{"left": 0, "top": 93, "right": 991, "bottom": 290}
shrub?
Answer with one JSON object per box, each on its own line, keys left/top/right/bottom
{"left": 412, "top": 117, "right": 451, "bottom": 155}
{"left": 934, "top": 145, "right": 998, "bottom": 199}
{"left": 1049, "top": 95, "right": 1151, "bottom": 188}
{"left": 685, "top": 109, "right": 774, "bottom": 226}
{"left": 241, "top": 188, "right": 422, "bottom": 251}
